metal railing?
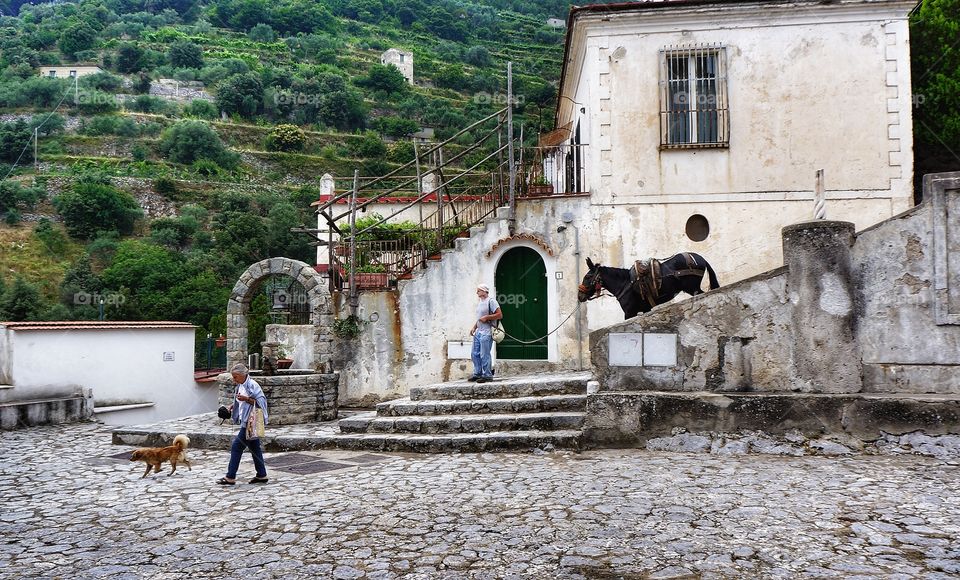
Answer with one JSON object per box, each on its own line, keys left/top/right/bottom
{"left": 518, "top": 143, "right": 589, "bottom": 197}
{"left": 316, "top": 107, "right": 512, "bottom": 292}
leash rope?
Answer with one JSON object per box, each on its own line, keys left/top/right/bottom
{"left": 499, "top": 301, "right": 584, "bottom": 345}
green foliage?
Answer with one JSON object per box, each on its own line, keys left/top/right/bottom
{"left": 248, "top": 23, "right": 276, "bottom": 43}
{"left": 113, "top": 42, "right": 149, "bottom": 74}
{"left": 184, "top": 99, "right": 218, "bottom": 119}
{"left": 332, "top": 314, "right": 362, "bottom": 339}
{"left": 358, "top": 64, "right": 408, "bottom": 96}
{"left": 53, "top": 179, "right": 143, "bottom": 240}
{"left": 168, "top": 40, "right": 204, "bottom": 69}
{"left": 59, "top": 255, "right": 102, "bottom": 310}
{"left": 215, "top": 72, "right": 264, "bottom": 118}
{"left": 80, "top": 71, "right": 123, "bottom": 92}
{"left": 59, "top": 21, "right": 97, "bottom": 57}
{"left": 464, "top": 45, "right": 492, "bottom": 68}
{"left": 386, "top": 140, "right": 415, "bottom": 164}
{"left": 350, "top": 131, "right": 386, "bottom": 158}
{"left": 153, "top": 177, "right": 179, "bottom": 196}
{"left": 0, "top": 179, "right": 43, "bottom": 214}
{"left": 0, "top": 120, "right": 32, "bottom": 162}
{"left": 80, "top": 115, "right": 141, "bottom": 137}
{"left": 131, "top": 142, "right": 150, "bottom": 162}
{"left": 910, "top": 0, "right": 960, "bottom": 191}
{"left": 33, "top": 218, "right": 68, "bottom": 255}
{"left": 130, "top": 94, "right": 172, "bottom": 115}
{"left": 158, "top": 120, "right": 238, "bottom": 168}
{"left": 266, "top": 124, "right": 306, "bottom": 152}
{"left": 0, "top": 276, "right": 44, "bottom": 321}
{"left": 372, "top": 116, "right": 420, "bottom": 138}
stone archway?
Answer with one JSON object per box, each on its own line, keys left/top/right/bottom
{"left": 226, "top": 258, "right": 333, "bottom": 369}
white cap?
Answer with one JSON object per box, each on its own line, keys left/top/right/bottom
{"left": 477, "top": 284, "right": 490, "bottom": 293}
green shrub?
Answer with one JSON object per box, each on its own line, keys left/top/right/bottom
{"left": 34, "top": 218, "right": 68, "bottom": 254}
{"left": 267, "top": 124, "right": 306, "bottom": 152}
{"left": 131, "top": 143, "right": 150, "bottom": 162}
{"left": 153, "top": 177, "right": 178, "bottom": 196}
{"left": 53, "top": 180, "right": 143, "bottom": 239}
{"left": 184, "top": 99, "right": 218, "bottom": 119}
{"left": 158, "top": 120, "right": 238, "bottom": 168}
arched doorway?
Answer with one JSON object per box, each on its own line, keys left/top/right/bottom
{"left": 495, "top": 247, "right": 547, "bottom": 360}
{"left": 226, "top": 258, "right": 332, "bottom": 369}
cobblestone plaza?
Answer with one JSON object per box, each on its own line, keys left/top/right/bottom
{"left": 2, "top": 423, "right": 959, "bottom": 579}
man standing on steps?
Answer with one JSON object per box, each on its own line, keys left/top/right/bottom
{"left": 469, "top": 284, "right": 502, "bottom": 383}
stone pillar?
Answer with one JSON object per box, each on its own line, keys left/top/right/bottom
{"left": 782, "top": 221, "right": 861, "bottom": 393}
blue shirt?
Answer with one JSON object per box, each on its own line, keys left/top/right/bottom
{"left": 231, "top": 377, "right": 269, "bottom": 426}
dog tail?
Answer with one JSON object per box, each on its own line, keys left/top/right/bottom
{"left": 173, "top": 434, "right": 190, "bottom": 450}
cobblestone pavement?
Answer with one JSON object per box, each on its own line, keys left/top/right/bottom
{"left": 2, "top": 423, "right": 959, "bottom": 579}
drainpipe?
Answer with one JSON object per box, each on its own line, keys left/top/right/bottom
{"left": 562, "top": 212, "right": 582, "bottom": 370}
{"left": 348, "top": 169, "right": 359, "bottom": 318}
{"left": 507, "top": 62, "right": 516, "bottom": 235}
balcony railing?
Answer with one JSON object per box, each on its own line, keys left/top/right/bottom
{"left": 518, "top": 143, "right": 589, "bottom": 197}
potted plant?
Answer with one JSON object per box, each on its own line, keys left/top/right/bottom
{"left": 276, "top": 345, "right": 294, "bottom": 369}
{"left": 528, "top": 175, "right": 554, "bottom": 196}
{"left": 354, "top": 264, "right": 389, "bottom": 289}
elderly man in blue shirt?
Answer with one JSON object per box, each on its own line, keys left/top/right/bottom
{"left": 217, "top": 363, "right": 269, "bottom": 485}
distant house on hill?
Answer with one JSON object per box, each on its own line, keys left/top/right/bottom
{"left": 546, "top": 17, "right": 566, "bottom": 28}
{"left": 380, "top": 48, "right": 414, "bottom": 84}
{"left": 39, "top": 65, "right": 102, "bottom": 79}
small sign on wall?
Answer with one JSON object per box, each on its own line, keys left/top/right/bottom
{"left": 608, "top": 333, "right": 643, "bottom": 366}
{"left": 163, "top": 352, "right": 175, "bottom": 362}
{"left": 608, "top": 332, "right": 678, "bottom": 367}
{"left": 644, "top": 333, "right": 677, "bottom": 366}
{"left": 447, "top": 341, "right": 472, "bottom": 360}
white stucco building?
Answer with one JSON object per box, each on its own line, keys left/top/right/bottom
{"left": 297, "top": 0, "right": 922, "bottom": 402}
{"left": 0, "top": 321, "right": 216, "bottom": 426}
{"left": 380, "top": 48, "right": 414, "bottom": 84}
{"left": 39, "top": 65, "right": 103, "bottom": 78}
{"left": 551, "top": 0, "right": 916, "bottom": 281}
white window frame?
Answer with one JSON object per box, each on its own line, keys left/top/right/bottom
{"left": 659, "top": 44, "right": 729, "bottom": 149}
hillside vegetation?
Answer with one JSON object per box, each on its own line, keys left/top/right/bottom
{"left": 0, "top": 0, "right": 957, "bottom": 362}
{"left": 0, "top": 0, "right": 579, "bottom": 354}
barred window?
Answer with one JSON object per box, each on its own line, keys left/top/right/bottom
{"left": 659, "top": 45, "right": 729, "bottom": 148}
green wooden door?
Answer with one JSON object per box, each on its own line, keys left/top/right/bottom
{"left": 495, "top": 247, "right": 547, "bottom": 360}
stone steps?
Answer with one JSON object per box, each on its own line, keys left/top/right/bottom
{"left": 339, "top": 411, "right": 585, "bottom": 434}
{"left": 410, "top": 376, "right": 587, "bottom": 401}
{"left": 376, "top": 394, "right": 586, "bottom": 416}
{"left": 335, "top": 373, "right": 590, "bottom": 451}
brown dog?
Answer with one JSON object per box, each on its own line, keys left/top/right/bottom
{"left": 130, "top": 434, "right": 191, "bottom": 478}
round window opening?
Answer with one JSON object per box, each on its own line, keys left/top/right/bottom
{"left": 685, "top": 214, "right": 710, "bottom": 242}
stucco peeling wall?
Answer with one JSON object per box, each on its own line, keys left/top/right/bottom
{"left": 591, "top": 179, "right": 960, "bottom": 396}
{"left": 854, "top": 192, "right": 960, "bottom": 394}
{"left": 590, "top": 268, "right": 795, "bottom": 393}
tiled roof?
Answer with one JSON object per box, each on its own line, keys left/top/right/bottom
{"left": 0, "top": 321, "right": 196, "bottom": 331}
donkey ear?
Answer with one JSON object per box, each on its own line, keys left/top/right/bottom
{"left": 586, "top": 257, "right": 595, "bottom": 269}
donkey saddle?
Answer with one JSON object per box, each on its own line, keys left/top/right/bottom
{"left": 630, "top": 258, "right": 661, "bottom": 308}
{"left": 630, "top": 253, "right": 704, "bottom": 308}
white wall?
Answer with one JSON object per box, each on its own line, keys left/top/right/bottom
{"left": 5, "top": 328, "right": 216, "bottom": 424}
{"left": 557, "top": 0, "right": 916, "bottom": 282}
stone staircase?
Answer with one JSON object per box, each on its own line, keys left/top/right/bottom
{"left": 336, "top": 372, "right": 590, "bottom": 452}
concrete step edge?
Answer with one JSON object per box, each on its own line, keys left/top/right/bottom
{"left": 376, "top": 394, "right": 587, "bottom": 416}
{"left": 340, "top": 412, "right": 585, "bottom": 434}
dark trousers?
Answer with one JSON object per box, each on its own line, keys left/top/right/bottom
{"left": 226, "top": 427, "right": 267, "bottom": 479}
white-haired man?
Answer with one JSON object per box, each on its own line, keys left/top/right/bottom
{"left": 217, "top": 363, "right": 269, "bottom": 485}
{"left": 469, "top": 284, "right": 502, "bottom": 383}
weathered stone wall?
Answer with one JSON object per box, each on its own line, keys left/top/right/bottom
{"left": 591, "top": 173, "right": 960, "bottom": 395}
{"left": 855, "top": 174, "right": 960, "bottom": 393}
{"left": 218, "top": 373, "right": 338, "bottom": 425}
{"left": 585, "top": 172, "right": 960, "bottom": 444}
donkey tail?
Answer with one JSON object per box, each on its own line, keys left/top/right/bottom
{"left": 704, "top": 259, "right": 720, "bottom": 290}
